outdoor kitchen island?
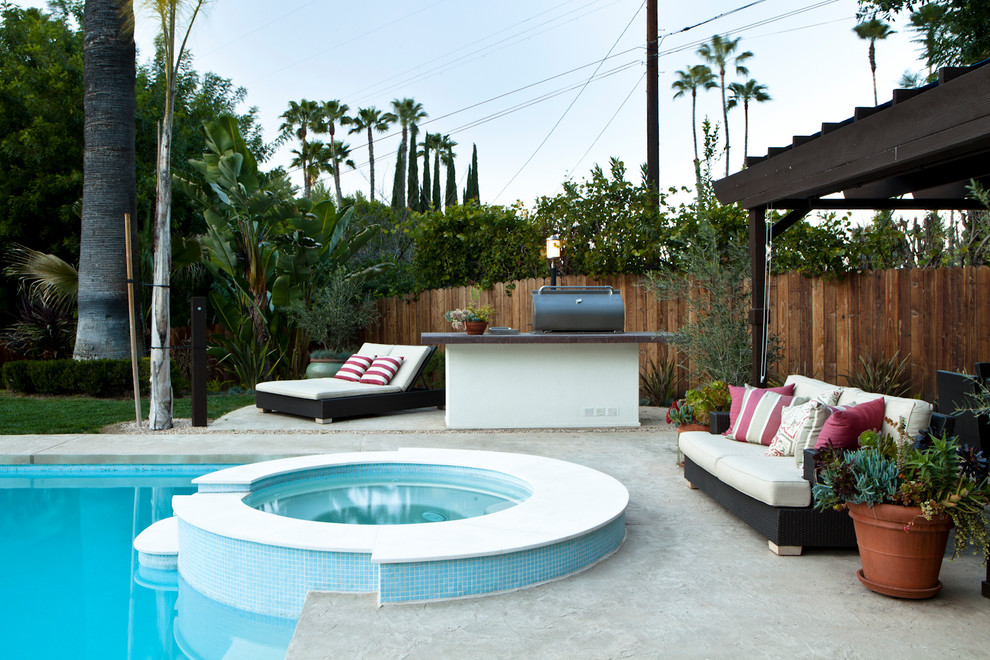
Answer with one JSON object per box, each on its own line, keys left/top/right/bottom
{"left": 421, "top": 332, "right": 668, "bottom": 429}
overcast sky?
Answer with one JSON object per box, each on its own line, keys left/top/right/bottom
{"left": 15, "top": 0, "right": 924, "bottom": 208}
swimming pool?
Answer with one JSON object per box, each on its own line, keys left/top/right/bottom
{"left": 0, "top": 464, "right": 294, "bottom": 660}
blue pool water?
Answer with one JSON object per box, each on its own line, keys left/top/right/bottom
{"left": 0, "top": 465, "right": 295, "bottom": 660}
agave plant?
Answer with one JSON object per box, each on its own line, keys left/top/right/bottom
{"left": 843, "top": 352, "right": 911, "bottom": 398}
{"left": 640, "top": 355, "right": 677, "bottom": 406}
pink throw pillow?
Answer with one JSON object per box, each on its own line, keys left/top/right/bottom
{"left": 730, "top": 389, "right": 796, "bottom": 445}
{"left": 333, "top": 354, "right": 375, "bottom": 382}
{"left": 814, "top": 396, "right": 885, "bottom": 449}
{"left": 728, "top": 383, "right": 795, "bottom": 430}
{"left": 360, "top": 355, "right": 404, "bottom": 386}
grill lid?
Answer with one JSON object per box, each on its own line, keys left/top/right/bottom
{"left": 532, "top": 286, "right": 624, "bottom": 332}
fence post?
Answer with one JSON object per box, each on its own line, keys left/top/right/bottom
{"left": 191, "top": 297, "right": 207, "bottom": 427}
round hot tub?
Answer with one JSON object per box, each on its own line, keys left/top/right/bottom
{"left": 164, "top": 449, "right": 628, "bottom": 614}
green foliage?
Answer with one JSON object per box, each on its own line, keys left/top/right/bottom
{"left": 772, "top": 213, "right": 861, "bottom": 279}
{"left": 1, "top": 358, "right": 186, "bottom": 397}
{"left": 684, "top": 380, "right": 730, "bottom": 424}
{"left": 640, "top": 355, "right": 677, "bottom": 406}
{"left": 0, "top": 295, "right": 76, "bottom": 360}
{"left": 282, "top": 268, "right": 380, "bottom": 354}
{"left": 410, "top": 202, "right": 544, "bottom": 290}
{"left": 842, "top": 352, "right": 912, "bottom": 397}
{"left": 859, "top": 1, "right": 990, "bottom": 66}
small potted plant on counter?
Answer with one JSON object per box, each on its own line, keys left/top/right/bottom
{"left": 812, "top": 421, "right": 990, "bottom": 599}
{"left": 444, "top": 304, "right": 496, "bottom": 335}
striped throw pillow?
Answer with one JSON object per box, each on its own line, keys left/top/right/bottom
{"left": 333, "top": 354, "right": 375, "bottom": 382}
{"left": 729, "top": 386, "right": 801, "bottom": 445}
{"left": 360, "top": 355, "right": 404, "bottom": 386}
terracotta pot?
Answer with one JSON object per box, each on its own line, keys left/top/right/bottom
{"left": 677, "top": 423, "right": 709, "bottom": 434}
{"left": 846, "top": 502, "right": 953, "bottom": 599}
{"left": 465, "top": 321, "right": 488, "bottom": 335}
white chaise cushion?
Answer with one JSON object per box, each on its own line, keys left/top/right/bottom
{"left": 385, "top": 345, "right": 433, "bottom": 390}
{"left": 715, "top": 455, "right": 812, "bottom": 507}
{"left": 256, "top": 378, "right": 402, "bottom": 400}
{"left": 679, "top": 432, "right": 766, "bottom": 475}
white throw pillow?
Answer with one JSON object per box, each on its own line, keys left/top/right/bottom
{"left": 766, "top": 400, "right": 822, "bottom": 457}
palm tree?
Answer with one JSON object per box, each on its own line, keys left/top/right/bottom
{"left": 671, "top": 64, "right": 717, "bottom": 193}
{"left": 853, "top": 17, "right": 895, "bottom": 106}
{"left": 280, "top": 99, "right": 322, "bottom": 198}
{"left": 142, "top": 0, "right": 208, "bottom": 430}
{"left": 438, "top": 134, "right": 458, "bottom": 209}
{"left": 291, "top": 139, "right": 328, "bottom": 194}
{"left": 76, "top": 0, "right": 136, "bottom": 363}
{"left": 697, "top": 34, "right": 753, "bottom": 176}
{"left": 314, "top": 99, "right": 349, "bottom": 207}
{"left": 727, "top": 79, "right": 771, "bottom": 166}
{"left": 910, "top": 4, "right": 949, "bottom": 78}
{"left": 390, "top": 98, "right": 427, "bottom": 209}
{"left": 344, "top": 106, "right": 397, "bottom": 202}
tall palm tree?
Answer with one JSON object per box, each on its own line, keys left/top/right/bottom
{"left": 77, "top": 0, "right": 137, "bottom": 363}
{"left": 291, "top": 139, "right": 328, "bottom": 194}
{"left": 910, "top": 4, "right": 949, "bottom": 78}
{"left": 853, "top": 17, "right": 895, "bottom": 106}
{"left": 438, "top": 134, "right": 458, "bottom": 209}
{"left": 727, "top": 79, "right": 771, "bottom": 166}
{"left": 279, "top": 99, "right": 321, "bottom": 198}
{"left": 314, "top": 99, "right": 348, "bottom": 207}
{"left": 142, "top": 0, "right": 207, "bottom": 430}
{"left": 344, "top": 106, "right": 397, "bottom": 202}
{"left": 390, "top": 98, "right": 427, "bottom": 209}
{"left": 671, "top": 64, "right": 717, "bottom": 193}
{"left": 697, "top": 34, "right": 753, "bottom": 176}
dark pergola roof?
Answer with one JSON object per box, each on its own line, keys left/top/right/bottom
{"left": 709, "top": 61, "right": 990, "bottom": 388}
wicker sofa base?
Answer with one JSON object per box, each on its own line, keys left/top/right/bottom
{"left": 256, "top": 387, "right": 445, "bottom": 424}
{"left": 683, "top": 455, "right": 857, "bottom": 551}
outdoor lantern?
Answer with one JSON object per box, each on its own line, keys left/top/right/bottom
{"left": 546, "top": 235, "right": 561, "bottom": 286}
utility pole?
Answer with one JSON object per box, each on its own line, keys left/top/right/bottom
{"left": 646, "top": 0, "right": 659, "bottom": 191}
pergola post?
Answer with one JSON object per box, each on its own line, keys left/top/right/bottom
{"left": 749, "top": 206, "right": 768, "bottom": 387}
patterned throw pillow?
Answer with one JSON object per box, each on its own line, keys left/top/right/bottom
{"left": 359, "top": 355, "right": 405, "bottom": 386}
{"left": 333, "top": 354, "right": 375, "bottom": 382}
{"left": 729, "top": 387, "right": 805, "bottom": 445}
{"left": 817, "top": 388, "right": 842, "bottom": 407}
{"left": 766, "top": 400, "right": 832, "bottom": 458}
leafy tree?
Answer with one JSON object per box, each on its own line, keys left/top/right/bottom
{"left": 859, "top": 1, "right": 990, "bottom": 66}
{"left": 390, "top": 97, "right": 427, "bottom": 210}
{"left": 345, "top": 106, "right": 396, "bottom": 203}
{"left": 852, "top": 16, "right": 895, "bottom": 105}
{"left": 671, "top": 64, "right": 717, "bottom": 193}
{"left": 697, "top": 34, "right": 752, "bottom": 176}
{"left": 313, "top": 99, "right": 349, "bottom": 207}
{"left": 772, "top": 213, "right": 860, "bottom": 278}
{"left": 909, "top": 3, "right": 950, "bottom": 77}
{"left": 726, "top": 79, "right": 771, "bottom": 163}
{"left": 279, "top": 99, "right": 321, "bottom": 199}
{"left": 75, "top": 0, "right": 137, "bottom": 362}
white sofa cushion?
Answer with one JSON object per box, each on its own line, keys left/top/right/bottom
{"left": 256, "top": 378, "right": 403, "bottom": 400}
{"left": 784, "top": 375, "right": 842, "bottom": 404}
{"left": 715, "top": 455, "right": 812, "bottom": 507}
{"left": 679, "top": 432, "right": 766, "bottom": 475}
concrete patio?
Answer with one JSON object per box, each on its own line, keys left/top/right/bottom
{"left": 2, "top": 406, "right": 988, "bottom": 658}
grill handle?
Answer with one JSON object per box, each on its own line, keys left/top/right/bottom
{"left": 535, "top": 286, "right": 616, "bottom": 296}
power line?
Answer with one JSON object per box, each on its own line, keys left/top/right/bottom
{"left": 566, "top": 72, "right": 645, "bottom": 178}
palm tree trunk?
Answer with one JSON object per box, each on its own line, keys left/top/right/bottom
{"left": 329, "top": 126, "right": 343, "bottom": 207}
{"left": 366, "top": 126, "right": 376, "bottom": 201}
{"left": 150, "top": 118, "right": 173, "bottom": 430}
{"left": 743, "top": 99, "right": 750, "bottom": 164}
{"left": 76, "top": 0, "right": 137, "bottom": 361}
{"left": 720, "top": 70, "right": 730, "bottom": 177}
{"left": 869, "top": 42, "right": 878, "bottom": 105}
{"left": 691, "top": 89, "right": 701, "bottom": 195}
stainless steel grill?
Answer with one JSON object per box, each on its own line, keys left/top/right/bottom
{"left": 531, "top": 286, "right": 624, "bottom": 332}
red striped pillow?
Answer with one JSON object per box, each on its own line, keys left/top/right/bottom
{"left": 729, "top": 387, "right": 797, "bottom": 445}
{"left": 333, "top": 354, "right": 375, "bottom": 382}
{"left": 360, "top": 356, "right": 404, "bottom": 386}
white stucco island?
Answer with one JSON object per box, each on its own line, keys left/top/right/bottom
{"left": 421, "top": 332, "right": 670, "bottom": 429}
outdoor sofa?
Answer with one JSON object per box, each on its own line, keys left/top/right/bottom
{"left": 255, "top": 343, "right": 444, "bottom": 424}
{"left": 678, "top": 374, "right": 933, "bottom": 555}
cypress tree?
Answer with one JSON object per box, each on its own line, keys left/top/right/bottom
{"left": 465, "top": 143, "right": 480, "bottom": 203}
{"left": 406, "top": 124, "right": 419, "bottom": 210}
{"left": 432, "top": 148, "right": 441, "bottom": 211}
{"left": 444, "top": 157, "right": 457, "bottom": 209}
{"left": 421, "top": 137, "right": 431, "bottom": 211}
{"left": 391, "top": 145, "right": 406, "bottom": 209}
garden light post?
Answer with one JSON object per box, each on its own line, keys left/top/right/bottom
{"left": 546, "top": 235, "right": 561, "bottom": 287}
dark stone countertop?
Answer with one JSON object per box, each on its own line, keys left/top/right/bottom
{"left": 420, "top": 331, "right": 671, "bottom": 345}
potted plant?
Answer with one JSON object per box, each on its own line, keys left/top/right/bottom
{"left": 684, "top": 380, "right": 730, "bottom": 425}
{"left": 283, "top": 268, "right": 381, "bottom": 378}
{"left": 812, "top": 421, "right": 990, "bottom": 598}
{"left": 444, "top": 304, "right": 496, "bottom": 335}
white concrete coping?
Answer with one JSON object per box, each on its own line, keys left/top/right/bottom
{"left": 173, "top": 448, "right": 629, "bottom": 564}
{"left": 134, "top": 515, "right": 179, "bottom": 557}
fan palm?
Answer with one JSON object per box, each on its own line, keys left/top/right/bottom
{"left": 390, "top": 98, "right": 427, "bottom": 209}
{"left": 910, "top": 3, "right": 949, "bottom": 77}
{"left": 314, "top": 100, "right": 349, "bottom": 207}
{"left": 697, "top": 34, "right": 753, "bottom": 176}
{"left": 280, "top": 99, "right": 322, "bottom": 198}
{"left": 727, "top": 79, "right": 771, "bottom": 166}
{"left": 671, "top": 64, "right": 717, "bottom": 193}
{"left": 853, "top": 17, "right": 895, "bottom": 105}
{"left": 344, "top": 106, "right": 397, "bottom": 202}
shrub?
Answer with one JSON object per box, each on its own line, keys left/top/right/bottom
{"left": 1, "top": 358, "right": 187, "bottom": 397}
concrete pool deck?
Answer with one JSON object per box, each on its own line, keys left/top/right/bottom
{"left": 2, "top": 405, "right": 989, "bottom": 658}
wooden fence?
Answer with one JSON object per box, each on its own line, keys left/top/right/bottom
{"left": 365, "top": 267, "right": 990, "bottom": 401}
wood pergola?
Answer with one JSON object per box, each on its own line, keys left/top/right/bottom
{"left": 713, "top": 60, "right": 990, "bottom": 386}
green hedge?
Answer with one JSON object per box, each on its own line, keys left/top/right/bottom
{"left": 1, "top": 358, "right": 188, "bottom": 397}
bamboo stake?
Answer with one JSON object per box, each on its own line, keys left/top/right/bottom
{"left": 124, "top": 213, "right": 142, "bottom": 427}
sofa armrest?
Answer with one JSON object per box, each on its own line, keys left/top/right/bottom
{"left": 802, "top": 449, "right": 818, "bottom": 483}
{"left": 710, "top": 411, "right": 731, "bottom": 434}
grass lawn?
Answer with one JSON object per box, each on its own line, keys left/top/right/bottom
{"left": 0, "top": 392, "right": 256, "bottom": 434}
